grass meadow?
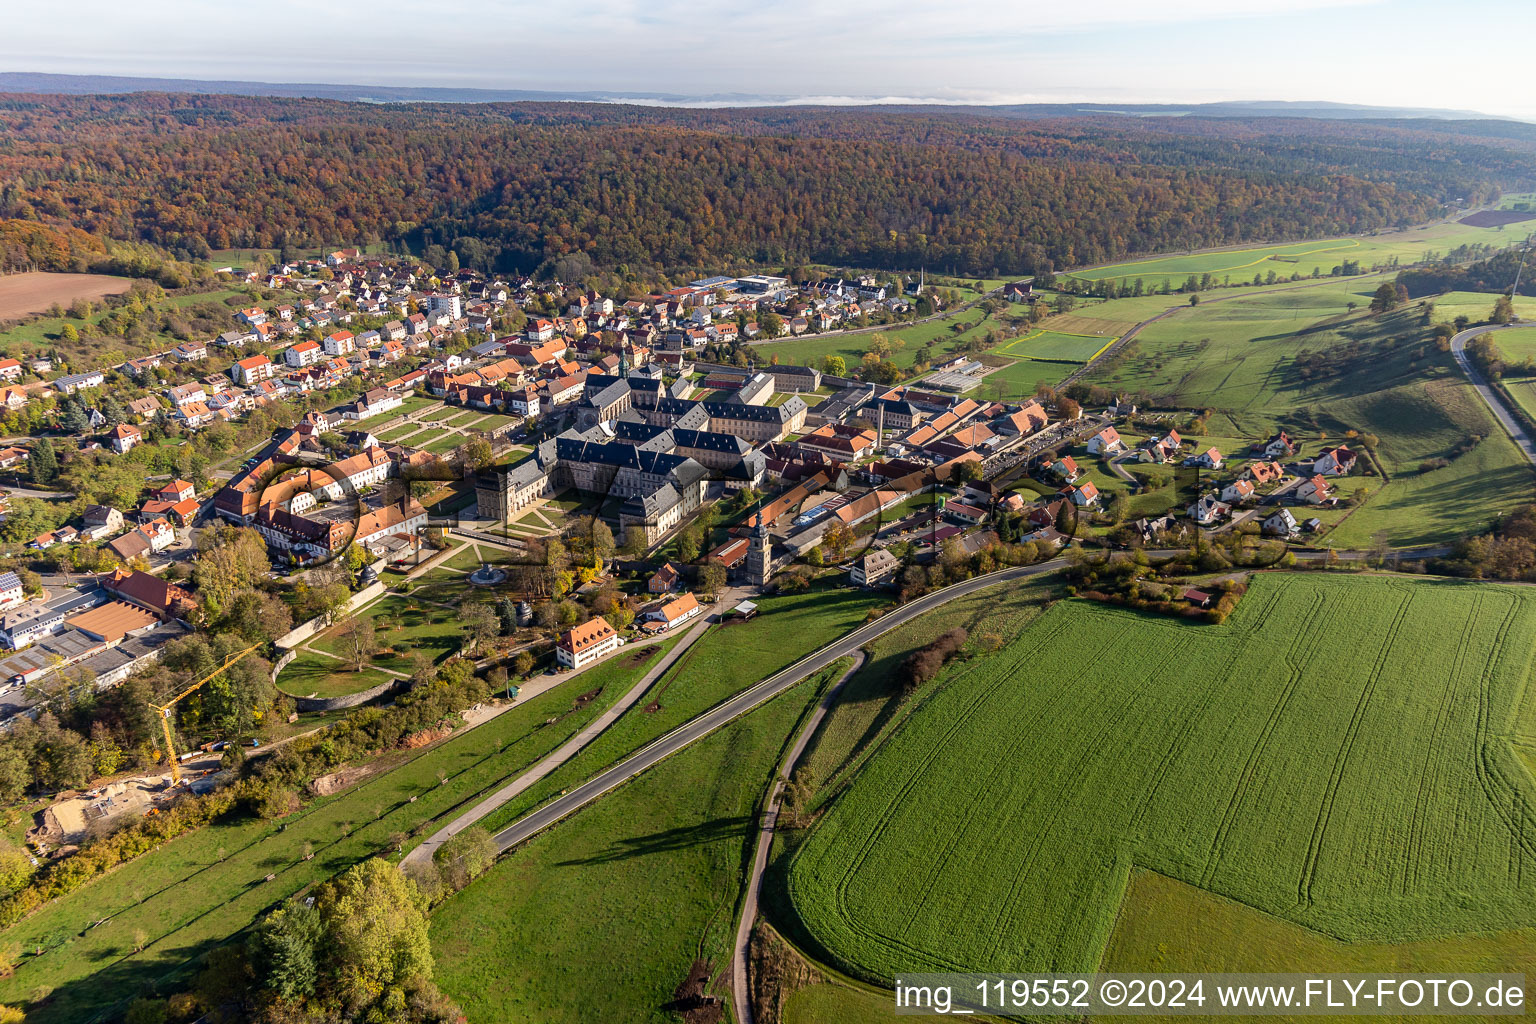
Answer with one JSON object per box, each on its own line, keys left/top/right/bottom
{"left": 784, "top": 574, "right": 1536, "bottom": 1000}
{"left": 1081, "top": 284, "right": 1536, "bottom": 546}
{"left": 474, "top": 581, "right": 890, "bottom": 835}
{"left": 1064, "top": 220, "right": 1536, "bottom": 286}
{"left": 430, "top": 662, "right": 849, "bottom": 1024}
{"left": 0, "top": 644, "right": 679, "bottom": 1023}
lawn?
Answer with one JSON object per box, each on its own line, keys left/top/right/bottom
{"left": 390, "top": 394, "right": 441, "bottom": 418}
{"left": 375, "top": 423, "right": 426, "bottom": 443}
{"left": 0, "top": 645, "right": 681, "bottom": 1024}
{"left": 431, "top": 662, "right": 846, "bottom": 1024}
{"left": 418, "top": 406, "right": 465, "bottom": 423}
{"left": 422, "top": 431, "right": 469, "bottom": 455}
{"left": 1064, "top": 220, "right": 1536, "bottom": 286}
{"left": 273, "top": 651, "right": 395, "bottom": 700}
{"left": 783, "top": 574, "right": 1536, "bottom": 997}
{"left": 475, "top": 581, "right": 890, "bottom": 835}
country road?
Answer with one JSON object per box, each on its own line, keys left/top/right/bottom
{"left": 488, "top": 559, "right": 1067, "bottom": 854}
{"left": 401, "top": 611, "right": 716, "bottom": 868}
{"left": 1450, "top": 322, "right": 1536, "bottom": 468}
{"left": 731, "top": 650, "right": 865, "bottom": 1024}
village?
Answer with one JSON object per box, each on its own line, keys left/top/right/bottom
{"left": 0, "top": 248, "right": 1378, "bottom": 732}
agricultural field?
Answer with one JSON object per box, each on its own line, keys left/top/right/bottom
{"left": 0, "top": 272, "right": 132, "bottom": 320}
{"left": 1105, "top": 868, "right": 1536, "bottom": 1000}
{"left": 0, "top": 284, "right": 270, "bottom": 364}
{"left": 1064, "top": 219, "right": 1536, "bottom": 286}
{"left": 0, "top": 644, "right": 680, "bottom": 1024}
{"left": 784, "top": 574, "right": 1536, "bottom": 996}
{"left": 432, "top": 665, "right": 840, "bottom": 1024}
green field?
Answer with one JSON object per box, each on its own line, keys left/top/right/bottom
{"left": 1065, "top": 220, "right": 1536, "bottom": 286}
{"left": 998, "top": 329, "right": 1111, "bottom": 362}
{"left": 431, "top": 663, "right": 846, "bottom": 1024}
{"left": 1493, "top": 325, "right": 1536, "bottom": 364}
{"left": 0, "top": 286, "right": 272, "bottom": 363}
{"left": 1081, "top": 283, "right": 1535, "bottom": 545}
{"left": 753, "top": 308, "right": 1006, "bottom": 373}
{"left": 475, "top": 582, "right": 889, "bottom": 835}
{"left": 0, "top": 645, "right": 679, "bottom": 1023}
{"left": 784, "top": 574, "right": 1536, "bottom": 994}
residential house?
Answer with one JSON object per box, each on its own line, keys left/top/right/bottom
{"left": 0, "top": 572, "right": 23, "bottom": 610}
{"left": 1220, "top": 479, "right": 1256, "bottom": 504}
{"left": 1188, "top": 493, "right": 1231, "bottom": 525}
{"left": 323, "top": 330, "right": 356, "bottom": 356}
{"left": 232, "top": 355, "right": 275, "bottom": 385}
{"left": 850, "top": 547, "right": 900, "bottom": 587}
{"left": 56, "top": 370, "right": 105, "bottom": 394}
{"left": 109, "top": 423, "right": 142, "bottom": 454}
{"left": 167, "top": 382, "right": 208, "bottom": 408}
{"left": 81, "top": 505, "right": 125, "bottom": 540}
{"left": 1244, "top": 461, "right": 1285, "bottom": 486}
{"left": 1262, "top": 509, "right": 1300, "bottom": 536}
{"left": 555, "top": 617, "right": 621, "bottom": 670}
{"left": 646, "top": 592, "right": 702, "bottom": 631}
{"left": 1063, "top": 481, "right": 1100, "bottom": 506}
{"left": 1086, "top": 426, "right": 1126, "bottom": 455}
{"left": 285, "top": 340, "right": 323, "bottom": 367}
{"left": 0, "top": 358, "right": 21, "bottom": 382}
{"left": 1041, "top": 455, "right": 1080, "bottom": 483}
{"left": 1185, "top": 447, "right": 1223, "bottom": 469}
{"left": 1296, "top": 475, "right": 1334, "bottom": 504}
{"left": 128, "top": 396, "right": 163, "bottom": 421}
{"left": 648, "top": 562, "right": 682, "bottom": 594}
{"left": 1313, "top": 445, "right": 1358, "bottom": 477}
{"left": 1262, "top": 431, "right": 1296, "bottom": 458}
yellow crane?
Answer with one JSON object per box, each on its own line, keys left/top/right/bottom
{"left": 149, "top": 643, "right": 263, "bottom": 783}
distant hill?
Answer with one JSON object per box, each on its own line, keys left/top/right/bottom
{"left": 0, "top": 72, "right": 1514, "bottom": 122}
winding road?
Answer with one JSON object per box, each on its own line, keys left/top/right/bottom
{"left": 730, "top": 651, "right": 865, "bottom": 1024}
{"left": 487, "top": 559, "right": 1066, "bottom": 855}
{"left": 1450, "top": 323, "right": 1536, "bottom": 468}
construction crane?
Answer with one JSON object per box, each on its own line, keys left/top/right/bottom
{"left": 149, "top": 642, "right": 263, "bottom": 783}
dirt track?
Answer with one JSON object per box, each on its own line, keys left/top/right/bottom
{"left": 0, "top": 272, "right": 132, "bottom": 319}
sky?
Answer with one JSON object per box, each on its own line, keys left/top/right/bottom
{"left": 5, "top": 0, "right": 1535, "bottom": 120}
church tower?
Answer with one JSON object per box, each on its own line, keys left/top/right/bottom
{"left": 747, "top": 515, "right": 772, "bottom": 588}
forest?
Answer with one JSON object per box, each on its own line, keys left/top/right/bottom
{"left": 1, "top": 94, "right": 1535, "bottom": 276}
{"left": 1397, "top": 247, "right": 1536, "bottom": 298}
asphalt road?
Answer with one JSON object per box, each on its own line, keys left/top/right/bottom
{"left": 490, "top": 558, "right": 1066, "bottom": 853}
{"left": 1450, "top": 323, "right": 1536, "bottom": 468}
{"left": 731, "top": 651, "right": 865, "bottom": 1024}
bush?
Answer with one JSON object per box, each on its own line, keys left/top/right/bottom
{"left": 899, "top": 628, "right": 969, "bottom": 692}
